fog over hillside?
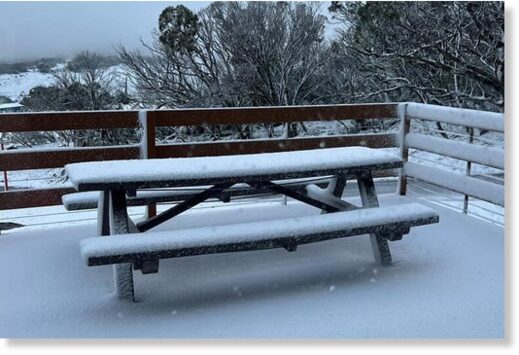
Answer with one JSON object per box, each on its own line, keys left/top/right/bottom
{"left": 0, "top": 1, "right": 211, "bottom": 62}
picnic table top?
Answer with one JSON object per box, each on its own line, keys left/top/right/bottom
{"left": 65, "top": 146, "right": 402, "bottom": 191}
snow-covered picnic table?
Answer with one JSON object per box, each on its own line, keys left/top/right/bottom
{"left": 66, "top": 146, "right": 402, "bottom": 190}
{"left": 65, "top": 147, "right": 438, "bottom": 302}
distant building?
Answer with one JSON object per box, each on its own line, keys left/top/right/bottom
{"left": 0, "top": 103, "right": 24, "bottom": 113}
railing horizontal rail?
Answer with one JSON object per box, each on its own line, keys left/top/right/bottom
{"left": 1, "top": 104, "right": 402, "bottom": 211}
{"left": 404, "top": 162, "right": 504, "bottom": 206}
{"left": 0, "top": 145, "right": 141, "bottom": 171}
{"left": 4, "top": 102, "right": 504, "bottom": 215}
{"left": 155, "top": 133, "right": 398, "bottom": 158}
{"left": 406, "top": 103, "right": 504, "bottom": 132}
{"left": 405, "top": 133, "right": 504, "bottom": 170}
{"left": 0, "top": 187, "right": 76, "bottom": 210}
{"left": 150, "top": 103, "right": 399, "bottom": 127}
{"left": 0, "top": 111, "right": 140, "bottom": 132}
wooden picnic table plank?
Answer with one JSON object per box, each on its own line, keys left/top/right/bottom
{"left": 65, "top": 147, "right": 402, "bottom": 192}
{"left": 81, "top": 203, "right": 440, "bottom": 267}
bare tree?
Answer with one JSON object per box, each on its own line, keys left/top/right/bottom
{"left": 207, "top": 2, "right": 328, "bottom": 107}
{"left": 54, "top": 51, "right": 118, "bottom": 111}
{"left": 19, "top": 51, "right": 135, "bottom": 147}
{"left": 117, "top": 2, "right": 330, "bottom": 139}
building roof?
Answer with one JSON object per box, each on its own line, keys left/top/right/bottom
{"left": 0, "top": 103, "right": 23, "bottom": 109}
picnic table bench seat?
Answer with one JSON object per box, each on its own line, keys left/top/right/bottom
{"left": 80, "top": 203, "right": 439, "bottom": 269}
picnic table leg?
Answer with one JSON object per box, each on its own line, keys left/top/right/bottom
{"left": 320, "top": 175, "right": 347, "bottom": 214}
{"left": 109, "top": 190, "right": 135, "bottom": 302}
{"left": 327, "top": 175, "right": 347, "bottom": 198}
{"left": 97, "top": 190, "right": 110, "bottom": 236}
{"left": 356, "top": 172, "right": 392, "bottom": 267}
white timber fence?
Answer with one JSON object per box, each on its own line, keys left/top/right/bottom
{"left": 398, "top": 102, "right": 505, "bottom": 211}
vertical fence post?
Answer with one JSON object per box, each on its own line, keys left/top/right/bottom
{"left": 463, "top": 127, "right": 474, "bottom": 214}
{"left": 139, "top": 110, "right": 157, "bottom": 218}
{"left": 398, "top": 103, "right": 410, "bottom": 196}
{"left": 1, "top": 142, "right": 8, "bottom": 192}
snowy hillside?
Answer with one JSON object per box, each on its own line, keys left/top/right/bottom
{"left": 0, "top": 63, "right": 128, "bottom": 102}
{"left": 0, "top": 70, "right": 55, "bottom": 101}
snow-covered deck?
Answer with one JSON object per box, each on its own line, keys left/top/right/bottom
{"left": 0, "top": 191, "right": 503, "bottom": 338}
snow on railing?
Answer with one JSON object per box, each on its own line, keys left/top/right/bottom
{"left": 407, "top": 182, "right": 504, "bottom": 227}
{"left": 406, "top": 102, "right": 504, "bottom": 132}
{"left": 404, "top": 162, "right": 504, "bottom": 207}
{"left": 405, "top": 133, "right": 504, "bottom": 170}
{"left": 399, "top": 102, "right": 504, "bottom": 209}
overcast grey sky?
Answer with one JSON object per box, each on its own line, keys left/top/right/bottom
{"left": 0, "top": 1, "right": 211, "bottom": 62}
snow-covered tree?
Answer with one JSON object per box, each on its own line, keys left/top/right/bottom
{"left": 328, "top": 1, "right": 504, "bottom": 112}
{"left": 118, "top": 2, "right": 328, "bottom": 107}
{"left": 118, "top": 1, "right": 330, "bottom": 139}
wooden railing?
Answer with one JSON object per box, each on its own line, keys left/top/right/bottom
{"left": 398, "top": 103, "right": 505, "bottom": 208}
{"left": 0, "top": 103, "right": 400, "bottom": 210}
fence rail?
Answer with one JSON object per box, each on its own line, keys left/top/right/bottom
{"left": 0, "top": 187, "right": 76, "bottom": 210}
{"left": 0, "top": 110, "right": 140, "bottom": 132}
{"left": 155, "top": 133, "right": 397, "bottom": 158}
{"left": 405, "top": 133, "right": 504, "bottom": 170}
{"left": 1, "top": 102, "right": 505, "bottom": 214}
{"left": 0, "top": 103, "right": 400, "bottom": 210}
{"left": 405, "top": 102, "right": 504, "bottom": 132}
{"left": 0, "top": 145, "right": 141, "bottom": 171}
{"left": 398, "top": 102, "right": 505, "bottom": 208}
{"left": 149, "top": 103, "right": 397, "bottom": 127}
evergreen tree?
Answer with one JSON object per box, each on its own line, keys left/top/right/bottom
{"left": 158, "top": 5, "right": 199, "bottom": 54}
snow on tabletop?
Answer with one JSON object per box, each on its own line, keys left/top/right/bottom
{"left": 80, "top": 202, "right": 437, "bottom": 261}
{"left": 65, "top": 147, "right": 402, "bottom": 189}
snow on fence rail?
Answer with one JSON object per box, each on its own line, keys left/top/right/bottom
{"left": 405, "top": 102, "right": 504, "bottom": 132}
{"left": 405, "top": 133, "right": 504, "bottom": 170}
{"left": 404, "top": 162, "right": 504, "bottom": 207}
{"left": 398, "top": 103, "right": 504, "bottom": 208}
{"left": 0, "top": 103, "right": 399, "bottom": 210}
